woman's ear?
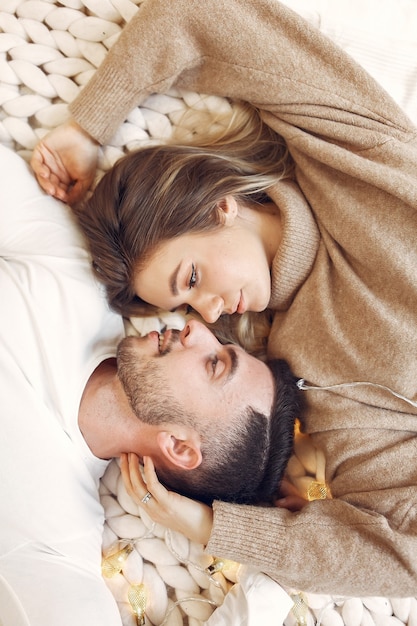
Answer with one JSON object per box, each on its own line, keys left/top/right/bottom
{"left": 156, "top": 430, "right": 202, "bottom": 470}
{"left": 217, "top": 195, "right": 238, "bottom": 226}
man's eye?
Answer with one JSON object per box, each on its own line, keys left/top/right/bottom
{"left": 188, "top": 264, "right": 197, "bottom": 289}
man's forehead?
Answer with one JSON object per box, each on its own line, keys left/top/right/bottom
{"left": 235, "top": 349, "right": 275, "bottom": 403}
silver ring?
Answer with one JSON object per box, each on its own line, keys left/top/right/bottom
{"left": 141, "top": 491, "right": 152, "bottom": 505}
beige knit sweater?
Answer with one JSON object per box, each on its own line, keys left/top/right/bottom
{"left": 70, "top": 0, "right": 417, "bottom": 597}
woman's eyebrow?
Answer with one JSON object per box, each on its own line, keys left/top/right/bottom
{"left": 169, "top": 262, "right": 181, "bottom": 296}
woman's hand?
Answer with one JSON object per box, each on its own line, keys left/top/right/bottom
{"left": 274, "top": 478, "right": 309, "bottom": 512}
{"left": 30, "top": 120, "right": 99, "bottom": 204}
{"left": 120, "top": 453, "right": 214, "bottom": 546}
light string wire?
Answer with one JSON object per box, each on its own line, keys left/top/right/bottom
{"left": 297, "top": 379, "right": 417, "bottom": 408}
{"left": 102, "top": 524, "right": 232, "bottom": 625}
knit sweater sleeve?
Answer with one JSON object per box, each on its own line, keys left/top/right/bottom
{"left": 69, "top": 0, "right": 414, "bottom": 145}
{"left": 207, "top": 493, "right": 417, "bottom": 597}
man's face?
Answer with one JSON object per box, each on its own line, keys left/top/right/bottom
{"left": 116, "top": 319, "right": 275, "bottom": 427}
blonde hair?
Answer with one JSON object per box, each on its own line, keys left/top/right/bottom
{"left": 192, "top": 307, "right": 273, "bottom": 359}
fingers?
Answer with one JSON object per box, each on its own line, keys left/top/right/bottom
{"left": 120, "top": 453, "right": 165, "bottom": 508}
{"left": 65, "top": 169, "right": 97, "bottom": 204}
{"left": 275, "top": 494, "right": 309, "bottom": 511}
{"left": 30, "top": 145, "right": 48, "bottom": 179}
{"left": 31, "top": 147, "right": 56, "bottom": 196}
{"left": 143, "top": 456, "right": 169, "bottom": 501}
{"left": 275, "top": 478, "right": 309, "bottom": 511}
{"left": 66, "top": 180, "right": 87, "bottom": 205}
{"left": 278, "top": 478, "right": 301, "bottom": 498}
{"left": 31, "top": 143, "right": 72, "bottom": 201}
{"left": 49, "top": 174, "right": 72, "bottom": 202}
{"left": 120, "top": 452, "right": 145, "bottom": 503}
{"left": 128, "top": 453, "right": 148, "bottom": 498}
{"left": 37, "top": 142, "right": 71, "bottom": 183}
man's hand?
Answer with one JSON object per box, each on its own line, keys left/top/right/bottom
{"left": 30, "top": 120, "right": 99, "bottom": 204}
{"left": 121, "top": 453, "right": 214, "bottom": 546}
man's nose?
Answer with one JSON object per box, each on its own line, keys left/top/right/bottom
{"left": 180, "top": 319, "right": 219, "bottom": 347}
{"left": 192, "top": 293, "right": 223, "bottom": 324}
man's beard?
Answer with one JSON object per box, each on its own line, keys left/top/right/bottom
{"left": 116, "top": 330, "right": 186, "bottom": 426}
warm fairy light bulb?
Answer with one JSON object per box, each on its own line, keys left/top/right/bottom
{"left": 221, "top": 559, "right": 240, "bottom": 583}
{"left": 206, "top": 557, "right": 226, "bottom": 575}
{"left": 291, "top": 592, "right": 309, "bottom": 626}
{"left": 206, "top": 557, "right": 240, "bottom": 581}
{"left": 307, "top": 480, "right": 328, "bottom": 501}
{"left": 101, "top": 541, "right": 134, "bottom": 578}
{"left": 128, "top": 583, "right": 147, "bottom": 626}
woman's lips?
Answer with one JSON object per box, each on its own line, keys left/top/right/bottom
{"left": 237, "top": 291, "right": 246, "bottom": 314}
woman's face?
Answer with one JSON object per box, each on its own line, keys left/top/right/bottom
{"left": 134, "top": 213, "right": 273, "bottom": 323}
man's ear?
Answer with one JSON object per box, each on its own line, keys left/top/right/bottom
{"left": 217, "top": 195, "right": 238, "bottom": 226}
{"left": 156, "top": 430, "right": 202, "bottom": 470}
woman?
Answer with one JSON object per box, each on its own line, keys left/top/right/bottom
{"left": 75, "top": 103, "right": 292, "bottom": 327}
{"left": 31, "top": 0, "right": 417, "bottom": 598}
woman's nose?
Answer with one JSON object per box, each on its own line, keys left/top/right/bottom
{"left": 193, "top": 294, "right": 223, "bottom": 324}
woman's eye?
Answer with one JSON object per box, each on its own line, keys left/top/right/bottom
{"left": 188, "top": 264, "right": 197, "bottom": 289}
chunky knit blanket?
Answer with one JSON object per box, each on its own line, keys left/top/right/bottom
{"left": 2, "top": 1, "right": 416, "bottom": 625}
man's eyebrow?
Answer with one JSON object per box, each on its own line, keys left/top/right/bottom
{"left": 169, "top": 262, "right": 181, "bottom": 297}
{"left": 225, "top": 345, "right": 239, "bottom": 381}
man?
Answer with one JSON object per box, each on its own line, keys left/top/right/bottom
{"left": 29, "top": 0, "right": 417, "bottom": 598}
{"left": 0, "top": 143, "right": 300, "bottom": 626}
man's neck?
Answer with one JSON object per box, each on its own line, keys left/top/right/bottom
{"left": 78, "top": 358, "right": 126, "bottom": 459}
{"left": 78, "top": 359, "right": 162, "bottom": 463}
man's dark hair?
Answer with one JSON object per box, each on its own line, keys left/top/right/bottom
{"left": 156, "top": 359, "right": 302, "bottom": 505}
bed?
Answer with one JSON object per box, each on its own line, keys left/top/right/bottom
{"left": 1, "top": 1, "right": 417, "bottom": 624}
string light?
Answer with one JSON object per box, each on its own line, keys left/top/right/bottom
{"left": 101, "top": 540, "right": 134, "bottom": 578}
{"left": 101, "top": 533, "right": 233, "bottom": 625}
{"left": 128, "top": 583, "right": 147, "bottom": 626}
{"left": 160, "top": 597, "right": 218, "bottom": 626}
{"left": 102, "top": 541, "right": 149, "bottom": 624}
{"left": 167, "top": 530, "right": 241, "bottom": 587}
{"left": 307, "top": 480, "right": 329, "bottom": 501}
{"left": 101, "top": 425, "right": 331, "bottom": 626}
{"left": 101, "top": 522, "right": 316, "bottom": 625}
{"left": 205, "top": 557, "right": 240, "bottom": 582}
{"left": 103, "top": 416, "right": 334, "bottom": 626}
{"left": 291, "top": 592, "right": 309, "bottom": 626}
{"left": 206, "top": 557, "right": 226, "bottom": 575}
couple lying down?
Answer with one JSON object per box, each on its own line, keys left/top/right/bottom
{"left": 0, "top": 140, "right": 302, "bottom": 626}
{"left": 4, "top": 0, "right": 417, "bottom": 624}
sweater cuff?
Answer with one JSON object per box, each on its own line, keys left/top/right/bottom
{"left": 206, "top": 501, "right": 286, "bottom": 571}
{"left": 69, "top": 67, "right": 147, "bottom": 145}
